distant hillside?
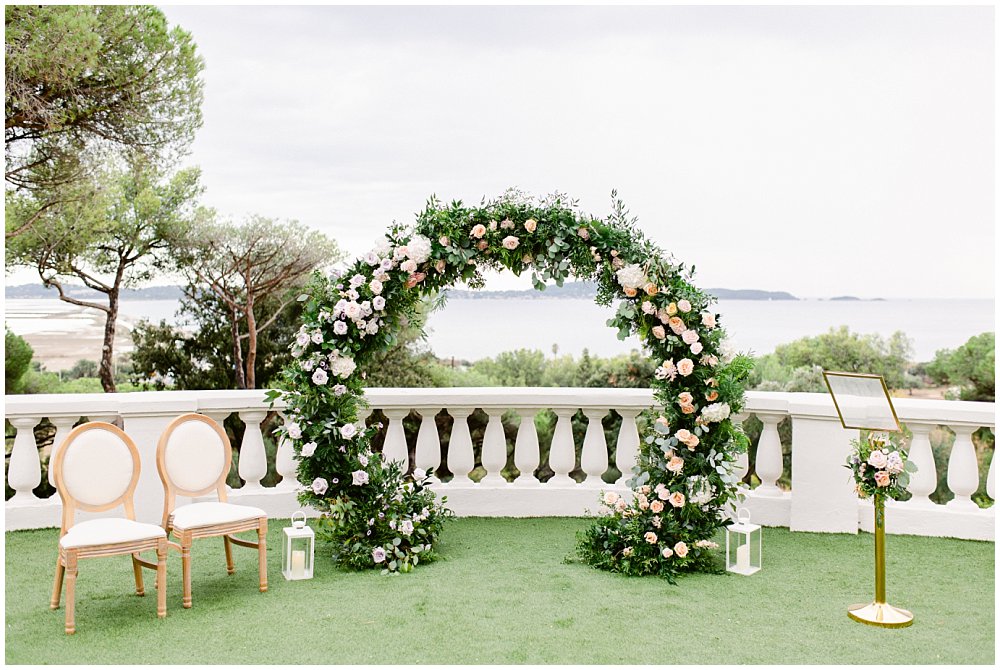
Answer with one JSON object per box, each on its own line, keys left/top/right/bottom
{"left": 706, "top": 288, "right": 798, "bottom": 301}
{"left": 5, "top": 284, "right": 184, "bottom": 300}
{"left": 444, "top": 281, "right": 798, "bottom": 300}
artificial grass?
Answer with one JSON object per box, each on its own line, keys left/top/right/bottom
{"left": 4, "top": 517, "right": 994, "bottom": 665}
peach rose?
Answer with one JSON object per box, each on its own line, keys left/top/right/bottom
{"left": 435, "top": 259, "right": 447, "bottom": 273}
{"left": 706, "top": 390, "right": 719, "bottom": 402}
{"left": 707, "top": 377, "right": 719, "bottom": 387}
{"left": 603, "top": 491, "right": 619, "bottom": 505}
{"left": 690, "top": 342, "right": 703, "bottom": 355}
{"left": 578, "top": 227, "right": 590, "bottom": 240}
{"left": 666, "top": 302, "right": 678, "bottom": 316}
{"left": 655, "top": 484, "right": 670, "bottom": 501}
{"left": 661, "top": 546, "right": 674, "bottom": 558}
{"left": 674, "top": 541, "right": 689, "bottom": 557}
{"left": 657, "top": 308, "right": 671, "bottom": 324}
{"left": 675, "top": 428, "right": 692, "bottom": 443}
{"left": 439, "top": 236, "right": 450, "bottom": 247}
{"left": 651, "top": 325, "right": 666, "bottom": 340}
{"left": 624, "top": 287, "right": 637, "bottom": 297}
{"left": 682, "top": 330, "right": 699, "bottom": 345}
{"left": 677, "top": 392, "right": 694, "bottom": 405}
{"left": 470, "top": 224, "right": 487, "bottom": 239}
{"left": 681, "top": 403, "right": 696, "bottom": 414}
{"left": 677, "top": 299, "right": 692, "bottom": 313}
{"left": 644, "top": 531, "right": 658, "bottom": 544}
{"left": 684, "top": 434, "right": 699, "bottom": 450}
{"left": 524, "top": 218, "right": 537, "bottom": 232}
{"left": 502, "top": 235, "right": 519, "bottom": 250}
{"left": 650, "top": 500, "right": 665, "bottom": 513}
{"left": 405, "top": 272, "right": 426, "bottom": 288}
{"left": 644, "top": 283, "right": 658, "bottom": 296}
{"left": 668, "top": 316, "right": 686, "bottom": 334}
{"left": 477, "top": 240, "right": 488, "bottom": 250}
{"left": 874, "top": 471, "right": 891, "bottom": 487}
{"left": 701, "top": 312, "right": 717, "bottom": 328}
{"left": 676, "top": 358, "right": 694, "bottom": 376}
{"left": 669, "top": 491, "right": 686, "bottom": 508}
{"left": 667, "top": 456, "right": 684, "bottom": 473}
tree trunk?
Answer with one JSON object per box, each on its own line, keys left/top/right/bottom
{"left": 230, "top": 307, "right": 247, "bottom": 389}
{"left": 99, "top": 289, "right": 120, "bottom": 393}
{"left": 245, "top": 294, "right": 258, "bottom": 390}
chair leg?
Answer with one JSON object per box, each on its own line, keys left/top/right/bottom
{"left": 257, "top": 520, "right": 268, "bottom": 593}
{"left": 181, "top": 542, "right": 192, "bottom": 609}
{"left": 223, "top": 535, "right": 235, "bottom": 575}
{"left": 131, "top": 552, "right": 145, "bottom": 596}
{"left": 50, "top": 554, "right": 65, "bottom": 610}
{"left": 64, "top": 552, "right": 78, "bottom": 635}
{"left": 156, "top": 541, "right": 167, "bottom": 619}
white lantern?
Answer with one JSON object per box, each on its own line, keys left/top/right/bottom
{"left": 282, "top": 511, "right": 314, "bottom": 581}
{"left": 725, "top": 508, "right": 761, "bottom": 575}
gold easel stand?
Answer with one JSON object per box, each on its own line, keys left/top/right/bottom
{"left": 848, "top": 494, "right": 914, "bottom": 628}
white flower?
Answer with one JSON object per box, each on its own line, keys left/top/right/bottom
{"left": 301, "top": 441, "right": 317, "bottom": 457}
{"left": 641, "top": 301, "right": 656, "bottom": 315}
{"left": 295, "top": 331, "right": 310, "bottom": 347}
{"left": 358, "top": 452, "right": 368, "bottom": 466}
{"left": 369, "top": 279, "right": 383, "bottom": 294}
{"left": 341, "top": 423, "right": 358, "bottom": 439}
{"left": 400, "top": 520, "right": 414, "bottom": 536}
{"left": 701, "top": 402, "right": 731, "bottom": 423}
{"left": 615, "top": 263, "right": 647, "bottom": 290}
{"left": 301, "top": 359, "right": 314, "bottom": 371}
{"left": 311, "top": 477, "right": 328, "bottom": 495}
{"left": 311, "top": 368, "right": 329, "bottom": 385}
{"left": 349, "top": 273, "right": 366, "bottom": 289}
{"left": 372, "top": 296, "right": 386, "bottom": 311}
{"left": 333, "top": 384, "right": 348, "bottom": 396}
{"left": 372, "top": 547, "right": 386, "bottom": 563}
{"left": 352, "top": 470, "right": 369, "bottom": 486}
{"left": 406, "top": 234, "right": 432, "bottom": 263}
{"left": 400, "top": 259, "right": 417, "bottom": 274}
{"left": 333, "top": 320, "right": 348, "bottom": 335}
{"left": 681, "top": 329, "right": 699, "bottom": 345}
{"left": 372, "top": 238, "right": 392, "bottom": 257}
{"left": 885, "top": 451, "right": 905, "bottom": 474}
{"left": 413, "top": 468, "right": 427, "bottom": 481}
{"left": 329, "top": 354, "right": 357, "bottom": 378}
{"left": 719, "top": 338, "right": 737, "bottom": 363}
{"left": 365, "top": 320, "right": 379, "bottom": 335}
{"left": 311, "top": 330, "right": 324, "bottom": 344}
{"left": 364, "top": 252, "right": 380, "bottom": 266}
{"left": 286, "top": 422, "right": 302, "bottom": 439}
{"left": 867, "top": 449, "right": 888, "bottom": 469}
{"left": 344, "top": 301, "right": 363, "bottom": 320}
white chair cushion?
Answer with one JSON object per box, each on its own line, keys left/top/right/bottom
{"left": 60, "top": 518, "right": 166, "bottom": 549}
{"left": 163, "top": 419, "right": 228, "bottom": 493}
{"left": 170, "top": 502, "right": 266, "bottom": 530}
{"left": 62, "top": 428, "right": 134, "bottom": 507}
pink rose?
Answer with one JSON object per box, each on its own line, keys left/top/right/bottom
{"left": 656, "top": 484, "right": 670, "bottom": 501}
{"left": 651, "top": 325, "right": 666, "bottom": 340}
{"left": 677, "top": 391, "right": 694, "bottom": 405}
{"left": 874, "top": 471, "right": 891, "bottom": 487}
{"left": 867, "top": 450, "right": 888, "bottom": 469}
{"left": 578, "top": 227, "right": 590, "bottom": 240}
{"left": 667, "top": 456, "right": 684, "bottom": 473}
{"left": 661, "top": 546, "right": 674, "bottom": 558}
{"left": 400, "top": 259, "right": 417, "bottom": 273}
{"left": 669, "top": 491, "right": 686, "bottom": 508}
{"left": 644, "top": 531, "right": 657, "bottom": 544}
{"left": 701, "top": 312, "right": 717, "bottom": 328}
{"left": 435, "top": 259, "right": 446, "bottom": 273}
{"left": 677, "top": 358, "right": 695, "bottom": 376}
{"left": 476, "top": 240, "right": 488, "bottom": 250}
{"left": 682, "top": 330, "right": 700, "bottom": 345}
{"left": 677, "top": 300, "right": 692, "bottom": 313}
{"left": 657, "top": 308, "right": 671, "bottom": 324}
{"left": 690, "top": 342, "right": 703, "bottom": 355}
{"left": 650, "top": 500, "right": 665, "bottom": 513}
{"left": 674, "top": 541, "right": 689, "bottom": 557}
{"left": 668, "top": 316, "right": 686, "bottom": 334}
{"left": 603, "top": 491, "right": 619, "bottom": 505}
{"left": 502, "top": 235, "right": 519, "bottom": 250}
{"left": 405, "top": 272, "right": 426, "bottom": 288}
{"left": 642, "top": 301, "right": 656, "bottom": 315}
{"left": 470, "top": 224, "right": 487, "bottom": 239}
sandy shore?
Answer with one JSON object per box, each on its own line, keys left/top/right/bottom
{"left": 5, "top": 300, "right": 138, "bottom": 372}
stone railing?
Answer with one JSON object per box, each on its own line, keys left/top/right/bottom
{"left": 4, "top": 389, "right": 995, "bottom": 540}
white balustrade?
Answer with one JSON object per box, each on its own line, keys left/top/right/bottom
{"left": 47, "top": 416, "right": 78, "bottom": 489}
{"left": 4, "top": 389, "right": 995, "bottom": 540}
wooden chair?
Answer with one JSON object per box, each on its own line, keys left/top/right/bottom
{"left": 50, "top": 422, "right": 169, "bottom": 634}
{"left": 156, "top": 413, "right": 268, "bottom": 608}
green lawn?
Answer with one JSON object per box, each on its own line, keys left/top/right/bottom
{"left": 4, "top": 518, "right": 994, "bottom": 664}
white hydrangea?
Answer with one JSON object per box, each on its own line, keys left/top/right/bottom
{"left": 615, "top": 263, "right": 647, "bottom": 290}
{"left": 701, "top": 402, "right": 731, "bottom": 423}
{"left": 328, "top": 353, "right": 357, "bottom": 378}
{"left": 406, "top": 234, "right": 432, "bottom": 263}
{"left": 372, "top": 238, "right": 392, "bottom": 257}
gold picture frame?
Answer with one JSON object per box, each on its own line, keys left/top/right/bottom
{"left": 822, "top": 371, "right": 902, "bottom": 433}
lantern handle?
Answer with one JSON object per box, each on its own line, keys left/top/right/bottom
{"left": 736, "top": 508, "right": 751, "bottom": 525}
{"left": 291, "top": 510, "right": 307, "bottom": 529}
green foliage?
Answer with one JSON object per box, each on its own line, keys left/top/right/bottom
{"left": 751, "top": 326, "right": 913, "bottom": 391}
{"left": 925, "top": 332, "right": 995, "bottom": 401}
{"left": 4, "top": 328, "right": 34, "bottom": 394}
{"left": 5, "top": 5, "right": 204, "bottom": 238}
{"left": 846, "top": 432, "right": 915, "bottom": 501}
{"left": 65, "top": 359, "right": 98, "bottom": 380}
{"left": 272, "top": 189, "right": 751, "bottom": 577}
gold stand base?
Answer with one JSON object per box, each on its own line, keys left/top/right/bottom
{"left": 847, "top": 601, "right": 914, "bottom": 628}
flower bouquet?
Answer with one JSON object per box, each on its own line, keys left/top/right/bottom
{"left": 845, "top": 431, "right": 916, "bottom": 501}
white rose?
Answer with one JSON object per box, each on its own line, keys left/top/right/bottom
{"left": 341, "top": 423, "right": 358, "bottom": 439}
{"left": 413, "top": 468, "right": 427, "bottom": 481}
{"left": 400, "top": 259, "right": 417, "bottom": 274}
{"left": 295, "top": 331, "right": 310, "bottom": 346}
{"left": 344, "top": 301, "right": 363, "bottom": 320}
{"left": 301, "top": 441, "right": 317, "bottom": 457}
{"left": 286, "top": 422, "right": 302, "bottom": 439}
{"left": 369, "top": 279, "right": 383, "bottom": 294}
{"left": 311, "top": 368, "right": 329, "bottom": 385}
{"left": 311, "top": 477, "right": 328, "bottom": 495}
{"left": 885, "top": 451, "right": 905, "bottom": 474}
{"left": 352, "top": 470, "right": 369, "bottom": 486}
{"left": 372, "top": 296, "right": 386, "bottom": 311}
{"left": 333, "top": 321, "right": 348, "bottom": 335}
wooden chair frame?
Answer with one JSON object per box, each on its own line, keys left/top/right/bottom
{"left": 157, "top": 413, "right": 267, "bottom": 608}
{"left": 50, "top": 422, "right": 168, "bottom": 634}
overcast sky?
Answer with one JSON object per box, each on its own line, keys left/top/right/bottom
{"left": 153, "top": 5, "right": 993, "bottom": 299}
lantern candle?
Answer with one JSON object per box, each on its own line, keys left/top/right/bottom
{"left": 291, "top": 550, "right": 306, "bottom": 579}
{"left": 736, "top": 543, "right": 751, "bottom": 572}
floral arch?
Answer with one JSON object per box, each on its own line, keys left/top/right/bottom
{"left": 271, "top": 190, "right": 752, "bottom": 578}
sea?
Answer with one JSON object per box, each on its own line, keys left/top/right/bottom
{"left": 5, "top": 297, "right": 995, "bottom": 363}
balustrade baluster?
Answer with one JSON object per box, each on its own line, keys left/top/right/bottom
{"left": 905, "top": 423, "right": 937, "bottom": 505}
{"left": 274, "top": 413, "right": 299, "bottom": 490}
{"left": 946, "top": 425, "right": 980, "bottom": 510}
{"left": 414, "top": 407, "right": 442, "bottom": 483}
{"left": 731, "top": 412, "right": 750, "bottom": 489}
{"left": 754, "top": 413, "right": 784, "bottom": 496}
{"left": 47, "top": 416, "right": 79, "bottom": 489}
{"left": 446, "top": 408, "right": 475, "bottom": 484}
{"left": 382, "top": 408, "right": 410, "bottom": 470}
{"left": 8, "top": 417, "right": 42, "bottom": 503}
{"left": 480, "top": 410, "right": 508, "bottom": 485}
{"left": 986, "top": 437, "right": 995, "bottom": 502}
{"left": 513, "top": 409, "right": 541, "bottom": 486}
{"left": 356, "top": 407, "right": 373, "bottom": 432}
{"left": 614, "top": 409, "right": 640, "bottom": 486}
{"left": 581, "top": 409, "right": 609, "bottom": 486}
{"left": 237, "top": 410, "right": 268, "bottom": 491}
{"left": 549, "top": 409, "right": 577, "bottom": 486}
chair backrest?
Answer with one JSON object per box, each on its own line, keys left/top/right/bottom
{"left": 52, "top": 422, "right": 142, "bottom": 535}
{"left": 156, "top": 413, "right": 233, "bottom": 524}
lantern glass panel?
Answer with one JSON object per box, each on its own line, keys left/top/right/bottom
{"left": 726, "top": 522, "right": 761, "bottom": 575}
{"left": 282, "top": 526, "right": 315, "bottom": 580}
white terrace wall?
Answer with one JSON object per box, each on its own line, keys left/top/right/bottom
{"left": 4, "top": 389, "right": 995, "bottom": 541}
